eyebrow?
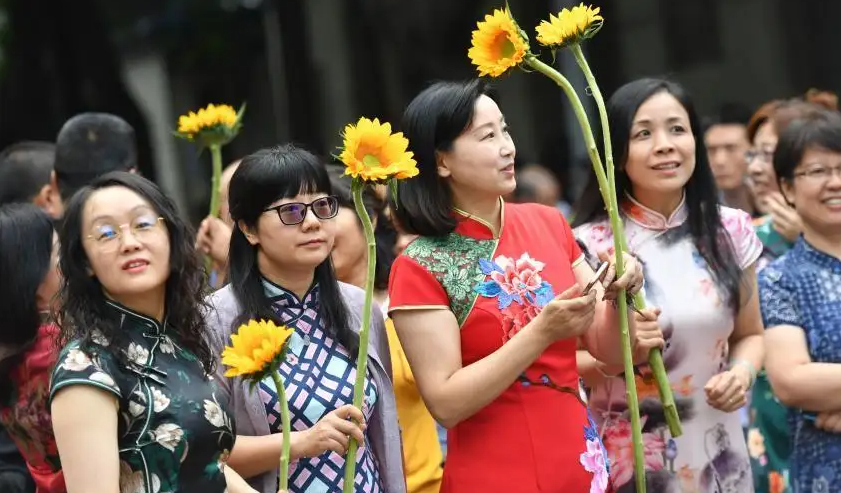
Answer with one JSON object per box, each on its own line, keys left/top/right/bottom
{"left": 90, "top": 205, "right": 155, "bottom": 223}
{"left": 473, "top": 116, "right": 507, "bottom": 132}
{"left": 633, "top": 116, "right": 686, "bottom": 126}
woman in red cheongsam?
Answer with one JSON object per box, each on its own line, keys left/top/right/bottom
{"left": 388, "top": 80, "right": 660, "bottom": 493}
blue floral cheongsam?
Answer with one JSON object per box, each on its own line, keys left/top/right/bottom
{"left": 759, "top": 237, "right": 841, "bottom": 493}
{"left": 258, "top": 279, "right": 382, "bottom": 493}
{"left": 49, "top": 301, "right": 236, "bottom": 493}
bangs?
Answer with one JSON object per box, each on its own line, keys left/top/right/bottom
{"left": 230, "top": 145, "right": 333, "bottom": 223}
{"left": 265, "top": 149, "right": 331, "bottom": 202}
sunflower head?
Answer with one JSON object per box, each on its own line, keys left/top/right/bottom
{"left": 221, "top": 319, "right": 294, "bottom": 380}
{"left": 339, "top": 117, "right": 418, "bottom": 183}
{"left": 468, "top": 8, "right": 529, "bottom": 78}
{"left": 175, "top": 103, "right": 246, "bottom": 148}
{"left": 535, "top": 3, "right": 604, "bottom": 49}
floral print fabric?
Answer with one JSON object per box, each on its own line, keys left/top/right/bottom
{"left": 758, "top": 238, "right": 841, "bottom": 493}
{"left": 49, "top": 301, "right": 235, "bottom": 493}
{"left": 576, "top": 195, "right": 762, "bottom": 493}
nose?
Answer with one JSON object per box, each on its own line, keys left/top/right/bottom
{"left": 826, "top": 168, "right": 841, "bottom": 188}
{"left": 300, "top": 206, "right": 322, "bottom": 232}
{"left": 118, "top": 228, "right": 143, "bottom": 253}
{"left": 653, "top": 130, "right": 675, "bottom": 154}
{"left": 500, "top": 132, "right": 515, "bottom": 158}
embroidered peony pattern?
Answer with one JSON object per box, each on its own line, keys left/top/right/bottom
{"left": 474, "top": 253, "right": 555, "bottom": 341}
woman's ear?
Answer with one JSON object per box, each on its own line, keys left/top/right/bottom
{"left": 238, "top": 220, "right": 259, "bottom": 246}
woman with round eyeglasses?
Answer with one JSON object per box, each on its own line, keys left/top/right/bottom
{"left": 49, "top": 172, "right": 252, "bottom": 493}
{"left": 205, "top": 145, "right": 404, "bottom": 493}
{"left": 760, "top": 111, "right": 841, "bottom": 493}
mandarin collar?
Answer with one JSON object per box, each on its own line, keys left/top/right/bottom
{"left": 262, "top": 277, "right": 320, "bottom": 310}
{"left": 793, "top": 237, "right": 841, "bottom": 273}
{"left": 453, "top": 197, "right": 505, "bottom": 240}
{"left": 104, "top": 299, "right": 166, "bottom": 335}
{"left": 620, "top": 193, "right": 688, "bottom": 231}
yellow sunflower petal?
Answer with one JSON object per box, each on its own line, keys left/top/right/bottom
{"left": 175, "top": 103, "right": 240, "bottom": 139}
{"left": 468, "top": 9, "right": 528, "bottom": 78}
{"left": 535, "top": 3, "right": 603, "bottom": 48}
{"left": 221, "top": 319, "right": 294, "bottom": 379}
{"left": 339, "top": 117, "right": 419, "bottom": 183}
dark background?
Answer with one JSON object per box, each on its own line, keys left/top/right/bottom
{"left": 0, "top": 0, "right": 837, "bottom": 220}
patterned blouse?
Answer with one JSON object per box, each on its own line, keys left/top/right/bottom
{"left": 758, "top": 237, "right": 841, "bottom": 493}
{"left": 0, "top": 324, "right": 64, "bottom": 493}
{"left": 49, "top": 301, "right": 236, "bottom": 493}
{"left": 257, "top": 279, "right": 382, "bottom": 493}
{"left": 576, "top": 195, "right": 762, "bottom": 493}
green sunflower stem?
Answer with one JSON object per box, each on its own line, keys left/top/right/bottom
{"left": 525, "top": 52, "right": 647, "bottom": 492}
{"left": 206, "top": 143, "right": 223, "bottom": 275}
{"left": 343, "top": 179, "right": 377, "bottom": 493}
{"left": 570, "top": 44, "right": 682, "bottom": 440}
{"left": 270, "top": 371, "right": 291, "bottom": 491}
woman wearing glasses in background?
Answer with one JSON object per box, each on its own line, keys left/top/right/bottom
{"left": 761, "top": 110, "right": 841, "bottom": 493}
{"left": 205, "top": 145, "right": 404, "bottom": 493}
{"left": 49, "top": 172, "right": 252, "bottom": 493}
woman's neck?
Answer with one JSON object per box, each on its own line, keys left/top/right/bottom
{"left": 803, "top": 226, "right": 841, "bottom": 260}
{"left": 630, "top": 188, "right": 684, "bottom": 218}
{"left": 258, "top": 255, "right": 315, "bottom": 300}
{"left": 345, "top": 256, "right": 388, "bottom": 305}
{"left": 451, "top": 192, "right": 502, "bottom": 236}
{"left": 106, "top": 288, "right": 166, "bottom": 323}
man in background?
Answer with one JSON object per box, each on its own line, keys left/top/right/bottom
{"left": 0, "top": 141, "right": 62, "bottom": 218}
{"left": 704, "top": 103, "right": 756, "bottom": 216}
{"left": 52, "top": 113, "right": 138, "bottom": 206}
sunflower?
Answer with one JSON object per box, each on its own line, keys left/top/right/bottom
{"left": 339, "top": 117, "right": 418, "bottom": 182}
{"left": 535, "top": 3, "right": 604, "bottom": 49}
{"left": 468, "top": 9, "right": 529, "bottom": 78}
{"left": 221, "top": 319, "right": 294, "bottom": 379}
{"left": 175, "top": 103, "right": 245, "bottom": 147}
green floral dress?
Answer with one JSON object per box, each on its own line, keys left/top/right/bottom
{"left": 749, "top": 215, "right": 793, "bottom": 493}
{"left": 49, "top": 301, "right": 235, "bottom": 493}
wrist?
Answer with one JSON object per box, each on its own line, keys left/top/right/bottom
{"left": 288, "top": 430, "right": 310, "bottom": 460}
{"left": 729, "top": 358, "right": 756, "bottom": 388}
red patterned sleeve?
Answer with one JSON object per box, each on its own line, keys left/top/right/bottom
{"left": 387, "top": 254, "right": 450, "bottom": 313}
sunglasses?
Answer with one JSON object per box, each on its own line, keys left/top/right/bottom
{"left": 264, "top": 196, "right": 339, "bottom": 225}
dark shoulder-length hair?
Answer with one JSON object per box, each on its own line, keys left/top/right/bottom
{"left": 228, "top": 145, "right": 357, "bottom": 355}
{"left": 0, "top": 203, "right": 54, "bottom": 399}
{"left": 573, "top": 78, "right": 744, "bottom": 309}
{"left": 56, "top": 171, "right": 214, "bottom": 371}
{"left": 394, "top": 79, "right": 499, "bottom": 237}
{"left": 325, "top": 164, "right": 395, "bottom": 291}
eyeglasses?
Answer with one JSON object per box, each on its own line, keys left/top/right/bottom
{"left": 745, "top": 149, "right": 774, "bottom": 164}
{"left": 264, "top": 196, "right": 339, "bottom": 225}
{"left": 794, "top": 165, "right": 841, "bottom": 182}
{"left": 86, "top": 215, "right": 165, "bottom": 250}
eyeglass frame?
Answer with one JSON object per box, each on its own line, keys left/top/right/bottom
{"left": 745, "top": 149, "right": 775, "bottom": 164}
{"left": 263, "top": 196, "right": 340, "bottom": 226}
{"left": 85, "top": 216, "right": 166, "bottom": 246}
{"left": 793, "top": 164, "right": 841, "bottom": 182}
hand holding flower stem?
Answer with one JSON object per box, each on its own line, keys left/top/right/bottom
{"left": 222, "top": 320, "right": 294, "bottom": 490}
{"left": 337, "top": 117, "right": 418, "bottom": 493}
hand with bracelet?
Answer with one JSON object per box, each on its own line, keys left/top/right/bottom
{"left": 704, "top": 358, "right": 756, "bottom": 413}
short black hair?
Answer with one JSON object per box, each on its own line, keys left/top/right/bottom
{"left": 0, "top": 141, "right": 55, "bottom": 205}
{"left": 393, "top": 79, "right": 499, "bottom": 236}
{"left": 702, "top": 102, "right": 753, "bottom": 133}
{"left": 54, "top": 113, "right": 137, "bottom": 202}
{"left": 774, "top": 109, "right": 841, "bottom": 183}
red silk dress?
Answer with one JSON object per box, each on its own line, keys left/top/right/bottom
{"left": 388, "top": 201, "right": 611, "bottom": 493}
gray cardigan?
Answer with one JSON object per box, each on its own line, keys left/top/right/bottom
{"left": 205, "top": 283, "right": 406, "bottom": 493}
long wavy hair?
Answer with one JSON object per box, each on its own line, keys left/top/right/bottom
{"left": 227, "top": 145, "right": 358, "bottom": 356}
{"left": 0, "top": 203, "right": 55, "bottom": 400}
{"left": 573, "top": 78, "right": 744, "bottom": 309}
{"left": 55, "top": 172, "right": 215, "bottom": 371}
